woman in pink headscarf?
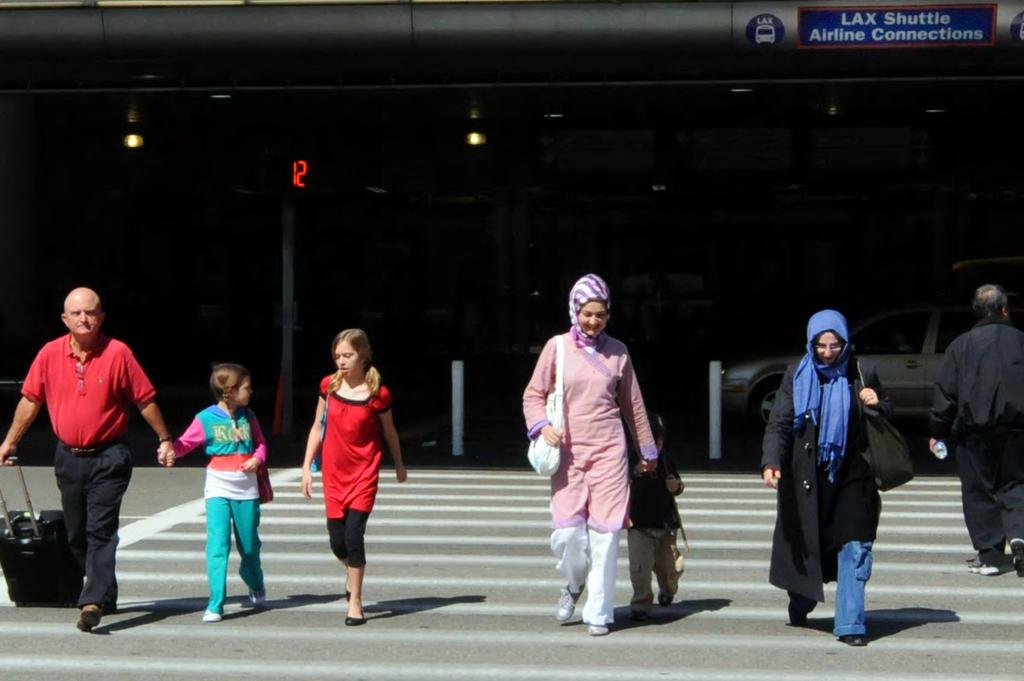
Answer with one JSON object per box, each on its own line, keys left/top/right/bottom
{"left": 523, "top": 273, "right": 658, "bottom": 636}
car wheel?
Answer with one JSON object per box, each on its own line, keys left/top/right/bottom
{"left": 748, "top": 377, "right": 782, "bottom": 426}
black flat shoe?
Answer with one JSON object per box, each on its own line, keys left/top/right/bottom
{"left": 344, "top": 615, "right": 366, "bottom": 626}
{"left": 787, "top": 605, "right": 808, "bottom": 627}
{"left": 838, "top": 635, "right": 867, "bottom": 647}
{"left": 343, "top": 590, "right": 351, "bottom": 601}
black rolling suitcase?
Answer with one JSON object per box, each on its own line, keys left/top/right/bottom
{"left": 0, "top": 463, "right": 82, "bottom": 607}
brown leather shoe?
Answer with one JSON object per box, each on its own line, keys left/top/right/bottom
{"left": 77, "top": 604, "right": 102, "bottom": 632}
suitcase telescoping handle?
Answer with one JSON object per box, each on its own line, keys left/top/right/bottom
{"left": 0, "top": 458, "right": 40, "bottom": 539}
{"left": 0, "top": 473, "right": 12, "bottom": 536}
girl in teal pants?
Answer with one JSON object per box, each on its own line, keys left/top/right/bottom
{"left": 164, "top": 363, "right": 269, "bottom": 622}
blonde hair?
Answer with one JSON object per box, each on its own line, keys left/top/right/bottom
{"left": 210, "top": 363, "right": 250, "bottom": 401}
{"left": 327, "top": 329, "right": 381, "bottom": 396}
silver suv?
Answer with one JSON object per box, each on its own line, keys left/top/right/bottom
{"left": 721, "top": 306, "right": 984, "bottom": 425}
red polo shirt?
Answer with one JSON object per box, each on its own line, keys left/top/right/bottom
{"left": 21, "top": 334, "right": 157, "bottom": 448}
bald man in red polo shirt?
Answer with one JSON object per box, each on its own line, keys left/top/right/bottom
{"left": 0, "top": 287, "right": 175, "bottom": 632}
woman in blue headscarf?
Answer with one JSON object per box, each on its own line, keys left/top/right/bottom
{"left": 761, "top": 309, "right": 891, "bottom": 647}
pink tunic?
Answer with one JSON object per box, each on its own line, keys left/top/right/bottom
{"left": 523, "top": 333, "right": 657, "bottom": 532}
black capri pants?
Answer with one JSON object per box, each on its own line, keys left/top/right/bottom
{"left": 327, "top": 510, "right": 371, "bottom": 568}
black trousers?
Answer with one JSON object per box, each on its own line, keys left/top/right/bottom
{"left": 327, "top": 510, "right": 370, "bottom": 568}
{"left": 53, "top": 442, "right": 133, "bottom": 609}
{"left": 957, "top": 431, "right": 1024, "bottom": 563}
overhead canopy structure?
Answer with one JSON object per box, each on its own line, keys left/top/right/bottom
{"left": 3, "top": 1, "right": 1024, "bottom": 89}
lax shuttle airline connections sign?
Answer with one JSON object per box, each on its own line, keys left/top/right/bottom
{"left": 798, "top": 4, "right": 996, "bottom": 49}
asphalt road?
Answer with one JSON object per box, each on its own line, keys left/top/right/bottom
{"left": 0, "top": 466, "right": 1021, "bottom": 681}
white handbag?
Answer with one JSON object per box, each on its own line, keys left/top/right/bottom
{"left": 527, "top": 335, "right": 565, "bottom": 477}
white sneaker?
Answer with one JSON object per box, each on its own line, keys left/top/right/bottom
{"left": 587, "top": 624, "right": 610, "bottom": 636}
{"left": 968, "top": 562, "right": 1002, "bottom": 576}
{"left": 555, "top": 587, "right": 581, "bottom": 623}
{"left": 202, "top": 610, "right": 223, "bottom": 623}
{"left": 249, "top": 590, "right": 266, "bottom": 606}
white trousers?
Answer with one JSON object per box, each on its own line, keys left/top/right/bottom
{"left": 550, "top": 525, "right": 622, "bottom": 625}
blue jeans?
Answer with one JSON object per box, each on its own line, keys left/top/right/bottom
{"left": 205, "top": 497, "right": 265, "bottom": 614}
{"left": 788, "top": 540, "right": 873, "bottom": 637}
{"left": 834, "top": 540, "right": 873, "bottom": 636}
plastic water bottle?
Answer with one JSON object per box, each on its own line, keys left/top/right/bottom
{"left": 932, "top": 441, "right": 948, "bottom": 460}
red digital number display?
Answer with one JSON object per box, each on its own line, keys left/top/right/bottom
{"left": 292, "top": 160, "right": 308, "bottom": 188}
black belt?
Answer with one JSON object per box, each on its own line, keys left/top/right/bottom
{"left": 62, "top": 439, "right": 124, "bottom": 456}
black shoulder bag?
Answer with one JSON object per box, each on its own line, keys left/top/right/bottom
{"left": 857, "top": 362, "right": 914, "bottom": 491}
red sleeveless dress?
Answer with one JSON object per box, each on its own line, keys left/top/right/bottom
{"left": 319, "top": 375, "right": 392, "bottom": 519}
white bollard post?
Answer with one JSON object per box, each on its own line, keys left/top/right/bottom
{"left": 452, "top": 360, "right": 465, "bottom": 457}
{"left": 708, "top": 360, "right": 722, "bottom": 460}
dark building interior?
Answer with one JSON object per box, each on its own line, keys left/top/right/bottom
{"left": 2, "top": 77, "right": 1022, "bottom": 464}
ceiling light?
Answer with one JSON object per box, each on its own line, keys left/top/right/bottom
{"left": 826, "top": 102, "right": 840, "bottom": 116}
{"left": 210, "top": 93, "right": 232, "bottom": 100}
{"left": 466, "top": 132, "right": 487, "bottom": 146}
{"left": 123, "top": 134, "right": 144, "bottom": 149}
{"left": 730, "top": 88, "right": 754, "bottom": 94}
{"left": 365, "top": 186, "right": 388, "bottom": 194}
{"left": 652, "top": 184, "right": 667, "bottom": 192}
{"left": 468, "top": 105, "right": 483, "bottom": 120}
{"left": 543, "top": 113, "right": 564, "bottom": 119}
{"left": 925, "top": 108, "right": 945, "bottom": 114}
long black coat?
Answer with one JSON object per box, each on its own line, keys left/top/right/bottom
{"left": 760, "top": 358, "right": 890, "bottom": 602}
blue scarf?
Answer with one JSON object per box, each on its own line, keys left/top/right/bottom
{"left": 792, "top": 309, "right": 852, "bottom": 483}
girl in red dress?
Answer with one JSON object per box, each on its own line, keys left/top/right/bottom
{"left": 301, "top": 329, "right": 407, "bottom": 625}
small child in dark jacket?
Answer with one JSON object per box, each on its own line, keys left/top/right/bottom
{"left": 627, "top": 411, "right": 684, "bottom": 621}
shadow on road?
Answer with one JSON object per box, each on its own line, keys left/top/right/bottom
{"left": 93, "top": 592, "right": 342, "bottom": 634}
{"left": 790, "top": 606, "right": 960, "bottom": 641}
{"left": 864, "top": 607, "right": 960, "bottom": 640}
{"left": 365, "top": 594, "right": 487, "bottom": 621}
{"left": 611, "top": 597, "right": 732, "bottom": 630}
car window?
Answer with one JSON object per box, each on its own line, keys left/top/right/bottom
{"left": 935, "top": 311, "right": 976, "bottom": 353}
{"left": 851, "top": 311, "right": 930, "bottom": 354}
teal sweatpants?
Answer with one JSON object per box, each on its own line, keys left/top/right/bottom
{"left": 205, "top": 497, "right": 265, "bottom": 615}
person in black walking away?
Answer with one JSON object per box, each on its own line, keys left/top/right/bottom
{"left": 0, "top": 287, "right": 175, "bottom": 632}
{"left": 930, "top": 283, "right": 1024, "bottom": 577}
{"left": 626, "top": 411, "right": 685, "bottom": 621}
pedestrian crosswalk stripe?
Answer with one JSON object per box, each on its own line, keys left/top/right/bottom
{"left": 260, "top": 503, "right": 968, "bottom": 520}
{"left": 370, "top": 483, "right": 964, "bottom": 497}
{"left": 147, "top": 532, "right": 977, "bottom": 554}
{"left": 269, "top": 491, "right": 964, "bottom": 508}
{"left": 359, "top": 471, "right": 964, "bottom": 486}
{"left": 189, "top": 516, "right": 969, "bottom": 536}
{"left": 0, "top": 622, "right": 1019, "bottom": 650}
{"left": 111, "top": 549, "right": 1006, "bottom": 577}
{"left": 5, "top": 597, "right": 1019, "bottom": 625}
{"left": 0, "top": 655, "right": 1018, "bottom": 681}
{"left": 98, "top": 572, "right": 1024, "bottom": 598}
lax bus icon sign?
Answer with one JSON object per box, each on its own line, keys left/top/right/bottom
{"left": 747, "top": 14, "right": 786, "bottom": 46}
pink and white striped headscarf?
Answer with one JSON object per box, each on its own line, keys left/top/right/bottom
{"left": 568, "top": 273, "right": 611, "bottom": 348}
